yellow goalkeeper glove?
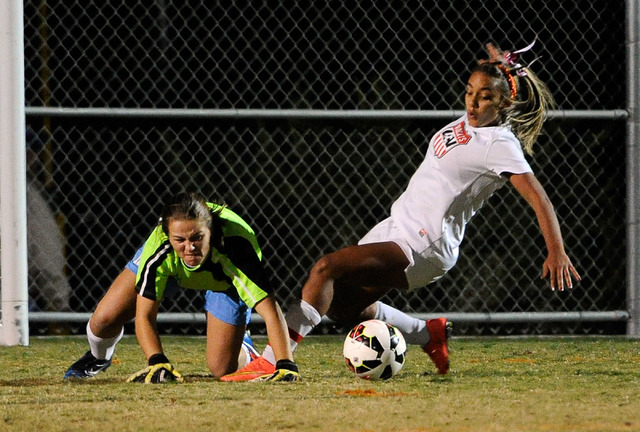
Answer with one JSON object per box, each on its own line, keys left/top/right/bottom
{"left": 253, "top": 359, "right": 300, "bottom": 382}
{"left": 126, "top": 353, "right": 184, "bottom": 384}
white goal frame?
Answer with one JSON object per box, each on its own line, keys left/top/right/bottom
{"left": 0, "top": 1, "right": 29, "bottom": 346}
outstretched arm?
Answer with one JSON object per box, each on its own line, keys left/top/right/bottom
{"left": 127, "top": 294, "right": 183, "bottom": 383}
{"left": 254, "top": 294, "right": 300, "bottom": 381}
{"left": 135, "top": 295, "right": 163, "bottom": 359}
{"left": 254, "top": 295, "right": 293, "bottom": 362}
{"left": 509, "top": 172, "right": 581, "bottom": 291}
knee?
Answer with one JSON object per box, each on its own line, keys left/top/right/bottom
{"left": 206, "top": 345, "right": 243, "bottom": 378}
{"left": 311, "top": 254, "right": 334, "bottom": 277}
{"left": 307, "top": 253, "right": 343, "bottom": 286}
{"left": 90, "top": 309, "right": 114, "bottom": 334}
{"left": 91, "top": 304, "right": 135, "bottom": 337}
{"left": 89, "top": 312, "right": 123, "bottom": 338}
{"left": 208, "top": 359, "right": 237, "bottom": 378}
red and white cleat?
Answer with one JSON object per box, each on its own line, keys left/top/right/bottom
{"left": 422, "top": 318, "right": 452, "bottom": 375}
{"left": 220, "top": 356, "right": 276, "bottom": 382}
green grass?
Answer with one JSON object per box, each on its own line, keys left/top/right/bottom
{"left": 1, "top": 335, "right": 639, "bottom": 432}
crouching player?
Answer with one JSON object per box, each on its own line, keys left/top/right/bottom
{"left": 65, "top": 192, "right": 299, "bottom": 383}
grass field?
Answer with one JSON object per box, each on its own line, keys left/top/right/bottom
{"left": 1, "top": 334, "right": 639, "bottom": 432}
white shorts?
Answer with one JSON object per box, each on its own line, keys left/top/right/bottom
{"left": 358, "top": 217, "right": 458, "bottom": 291}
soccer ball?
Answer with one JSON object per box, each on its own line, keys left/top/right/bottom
{"left": 343, "top": 319, "right": 407, "bottom": 380}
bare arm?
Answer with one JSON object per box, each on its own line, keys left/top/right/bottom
{"left": 134, "top": 295, "right": 164, "bottom": 360}
{"left": 509, "top": 172, "right": 581, "bottom": 291}
{"left": 254, "top": 294, "right": 293, "bottom": 362}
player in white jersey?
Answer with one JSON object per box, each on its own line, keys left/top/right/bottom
{"left": 388, "top": 114, "right": 534, "bottom": 289}
{"left": 222, "top": 40, "right": 581, "bottom": 381}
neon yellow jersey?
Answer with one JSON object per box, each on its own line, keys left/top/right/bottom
{"left": 135, "top": 204, "right": 271, "bottom": 308}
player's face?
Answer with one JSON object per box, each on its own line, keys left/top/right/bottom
{"left": 464, "top": 71, "right": 506, "bottom": 128}
{"left": 168, "top": 218, "right": 211, "bottom": 267}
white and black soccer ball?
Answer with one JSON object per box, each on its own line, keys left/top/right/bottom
{"left": 343, "top": 319, "right": 407, "bottom": 380}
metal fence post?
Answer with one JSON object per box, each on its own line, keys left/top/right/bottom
{"left": 627, "top": 0, "right": 640, "bottom": 336}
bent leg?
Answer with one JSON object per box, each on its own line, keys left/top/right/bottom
{"left": 302, "top": 241, "right": 410, "bottom": 325}
{"left": 206, "top": 312, "right": 246, "bottom": 377}
{"left": 90, "top": 268, "right": 138, "bottom": 338}
{"left": 65, "top": 268, "right": 138, "bottom": 376}
{"left": 257, "top": 242, "right": 411, "bottom": 369}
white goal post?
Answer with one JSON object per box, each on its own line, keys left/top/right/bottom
{"left": 0, "top": 0, "right": 29, "bottom": 346}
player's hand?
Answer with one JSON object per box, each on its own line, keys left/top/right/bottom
{"left": 126, "top": 353, "right": 184, "bottom": 384}
{"left": 542, "top": 252, "right": 581, "bottom": 292}
{"left": 253, "top": 359, "right": 300, "bottom": 382}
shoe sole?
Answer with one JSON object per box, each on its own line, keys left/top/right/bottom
{"left": 443, "top": 321, "right": 452, "bottom": 373}
{"left": 445, "top": 320, "right": 453, "bottom": 340}
{"left": 219, "top": 370, "right": 274, "bottom": 382}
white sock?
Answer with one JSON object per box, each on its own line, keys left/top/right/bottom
{"left": 262, "top": 344, "right": 276, "bottom": 365}
{"left": 374, "top": 301, "right": 430, "bottom": 346}
{"left": 87, "top": 321, "right": 124, "bottom": 360}
{"left": 262, "top": 299, "right": 322, "bottom": 365}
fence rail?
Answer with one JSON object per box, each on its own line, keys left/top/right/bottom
{"left": 26, "top": 108, "right": 630, "bottom": 121}
{"left": 30, "top": 311, "right": 630, "bottom": 326}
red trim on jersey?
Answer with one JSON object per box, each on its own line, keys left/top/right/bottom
{"left": 434, "top": 134, "right": 446, "bottom": 157}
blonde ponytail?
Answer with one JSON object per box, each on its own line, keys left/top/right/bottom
{"left": 480, "top": 40, "right": 555, "bottom": 155}
{"left": 507, "top": 69, "right": 555, "bottom": 155}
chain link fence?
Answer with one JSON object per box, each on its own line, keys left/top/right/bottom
{"left": 17, "top": 1, "right": 627, "bottom": 335}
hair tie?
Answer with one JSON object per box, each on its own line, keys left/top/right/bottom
{"left": 497, "top": 64, "right": 518, "bottom": 100}
{"left": 485, "top": 37, "right": 539, "bottom": 99}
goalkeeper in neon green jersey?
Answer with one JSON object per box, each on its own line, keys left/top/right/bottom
{"left": 130, "top": 191, "right": 298, "bottom": 382}
{"left": 66, "top": 191, "right": 298, "bottom": 383}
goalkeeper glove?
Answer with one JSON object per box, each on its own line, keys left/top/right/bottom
{"left": 126, "top": 353, "right": 184, "bottom": 384}
{"left": 254, "top": 359, "right": 300, "bottom": 382}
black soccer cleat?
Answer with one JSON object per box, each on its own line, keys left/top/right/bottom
{"left": 64, "top": 350, "right": 112, "bottom": 379}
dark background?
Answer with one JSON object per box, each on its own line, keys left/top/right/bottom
{"left": 22, "top": 1, "right": 627, "bottom": 335}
